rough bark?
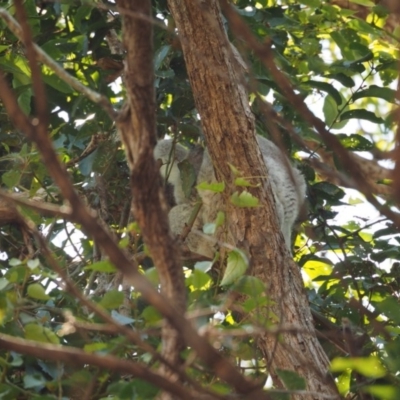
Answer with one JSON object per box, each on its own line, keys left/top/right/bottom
{"left": 167, "top": 0, "right": 339, "bottom": 398}
{"left": 115, "top": 0, "right": 186, "bottom": 392}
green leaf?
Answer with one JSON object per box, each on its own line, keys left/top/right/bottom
{"left": 337, "top": 370, "right": 351, "bottom": 396}
{"left": 27, "top": 259, "right": 40, "bottom": 270}
{"left": 323, "top": 95, "right": 347, "bottom": 129}
{"left": 141, "top": 306, "right": 162, "bottom": 323}
{"left": 299, "top": 0, "right": 321, "bottom": 6}
{"left": 85, "top": 260, "right": 116, "bottom": 273}
{"left": 78, "top": 150, "right": 97, "bottom": 176}
{"left": 233, "top": 276, "right": 266, "bottom": 296}
{"left": 8, "top": 258, "right": 22, "bottom": 267}
{"left": 330, "top": 31, "right": 354, "bottom": 60}
{"left": 197, "top": 181, "right": 225, "bottom": 192}
{"left": 331, "top": 357, "right": 386, "bottom": 378}
{"left": 305, "top": 80, "right": 342, "bottom": 105}
{"left": 99, "top": 290, "right": 124, "bottom": 310}
{"left": 234, "top": 177, "right": 254, "bottom": 187}
{"left": 276, "top": 369, "right": 306, "bottom": 390}
{"left": 27, "top": 284, "right": 50, "bottom": 301}
{"left": 352, "top": 85, "right": 396, "bottom": 103}
{"left": 337, "top": 134, "right": 373, "bottom": 151}
{"left": 230, "top": 191, "right": 259, "bottom": 207}
{"left": 373, "top": 297, "right": 400, "bottom": 324}
{"left": 111, "top": 310, "right": 135, "bottom": 325}
{"left": 220, "top": 250, "right": 248, "bottom": 286}
{"left": 18, "top": 89, "right": 32, "bottom": 115}
{"left": 349, "top": 0, "right": 374, "bottom": 6}
{"left": 42, "top": 73, "right": 73, "bottom": 94}
{"left": 24, "top": 323, "right": 59, "bottom": 344}
{"left": 215, "top": 211, "right": 225, "bottom": 228}
{"left": 328, "top": 73, "right": 355, "bottom": 88}
{"left": 203, "top": 222, "right": 216, "bottom": 235}
{"left": 170, "top": 96, "right": 195, "bottom": 118}
{"left": 364, "top": 385, "right": 400, "bottom": 400}
{"left": 187, "top": 269, "right": 212, "bottom": 290}
{"left": 2, "top": 170, "right": 20, "bottom": 188}
{"left": 228, "top": 163, "right": 242, "bottom": 176}
{"left": 154, "top": 45, "right": 171, "bottom": 70}
{"left": 145, "top": 267, "right": 160, "bottom": 286}
{"left": 0, "top": 278, "right": 9, "bottom": 291}
{"left": 313, "top": 182, "right": 345, "bottom": 202}
{"left": 340, "top": 109, "right": 384, "bottom": 124}
{"left": 23, "top": 374, "right": 47, "bottom": 389}
{"left": 84, "top": 342, "right": 109, "bottom": 353}
{"left": 0, "top": 384, "right": 19, "bottom": 398}
{"left": 6, "top": 265, "right": 29, "bottom": 283}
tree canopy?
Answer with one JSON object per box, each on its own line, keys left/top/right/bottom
{"left": 0, "top": 1, "right": 400, "bottom": 399}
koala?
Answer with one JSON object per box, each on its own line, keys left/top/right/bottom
{"left": 154, "top": 136, "right": 306, "bottom": 258}
{"left": 154, "top": 139, "right": 189, "bottom": 206}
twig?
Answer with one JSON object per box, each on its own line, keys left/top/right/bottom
{"left": 0, "top": 189, "right": 71, "bottom": 218}
{"left": 0, "top": 333, "right": 196, "bottom": 400}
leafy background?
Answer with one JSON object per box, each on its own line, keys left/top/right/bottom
{"left": 0, "top": 0, "right": 399, "bottom": 399}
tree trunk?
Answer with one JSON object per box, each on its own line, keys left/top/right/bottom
{"left": 167, "top": 0, "right": 339, "bottom": 398}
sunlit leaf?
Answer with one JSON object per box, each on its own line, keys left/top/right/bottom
{"left": 220, "top": 250, "right": 249, "bottom": 286}
{"left": 99, "top": 290, "right": 124, "bottom": 310}
{"left": 337, "top": 134, "right": 373, "bottom": 151}
{"left": 27, "top": 284, "right": 50, "bottom": 301}
{"left": 197, "top": 181, "right": 225, "bottom": 192}
{"left": 85, "top": 260, "right": 116, "bottom": 273}
{"left": 230, "top": 191, "right": 259, "bottom": 207}
{"left": 25, "top": 324, "right": 59, "bottom": 344}
{"left": 187, "top": 269, "right": 212, "bottom": 290}
{"left": 331, "top": 357, "right": 386, "bottom": 378}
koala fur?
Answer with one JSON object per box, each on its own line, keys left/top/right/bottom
{"left": 154, "top": 136, "right": 306, "bottom": 258}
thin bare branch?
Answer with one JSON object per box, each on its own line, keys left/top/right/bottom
{"left": 0, "top": 333, "right": 195, "bottom": 400}
{"left": 115, "top": 2, "right": 186, "bottom": 391}
{"left": 0, "top": 190, "right": 71, "bottom": 219}
{"left": 14, "top": 0, "right": 48, "bottom": 128}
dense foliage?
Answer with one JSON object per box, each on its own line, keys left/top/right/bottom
{"left": 0, "top": 0, "right": 399, "bottom": 399}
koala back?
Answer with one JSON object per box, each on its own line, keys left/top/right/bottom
{"left": 156, "top": 135, "right": 306, "bottom": 258}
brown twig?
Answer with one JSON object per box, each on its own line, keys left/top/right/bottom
{"left": 0, "top": 333, "right": 196, "bottom": 400}
{"left": 0, "top": 189, "right": 71, "bottom": 219}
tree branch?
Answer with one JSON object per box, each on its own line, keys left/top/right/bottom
{"left": 0, "top": 333, "right": 196, "bottom": 400}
